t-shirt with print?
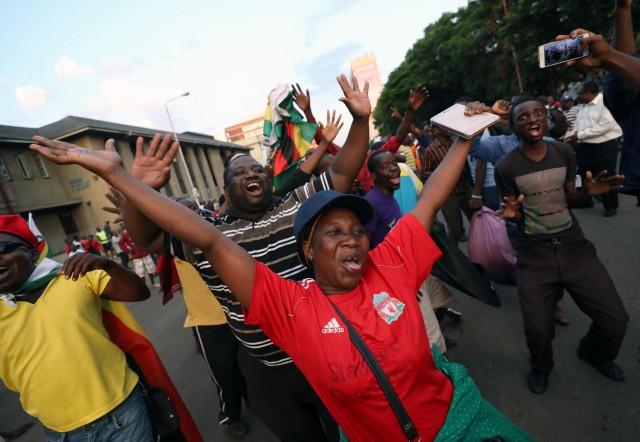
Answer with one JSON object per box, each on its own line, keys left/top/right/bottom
{"left": 245, "top": 215, "right": 453, "bottom": 441}
{"left": 191, "top": 172, "right": 333, "bottom": 367}
{"left": 364, "top": 186, "right": 403, "bottom": 248}
{"left": 494, "top": 141, "right": 580, "bottom": 241}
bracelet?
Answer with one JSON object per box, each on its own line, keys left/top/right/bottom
{"left": 471, "top": 194, "right": 483, "bottom": 199}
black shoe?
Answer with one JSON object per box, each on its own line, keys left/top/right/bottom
{"left": 527, "top": 370, "right": 549, "bottom": 395}
{"left": 578, "top": 351, "right": 625, "bottom": 382}
{"left": 445, "top": 308, "right": 463, "bottom": 322}
{"left": 224, "top": 419, "right": 249, "bottom": 439}
{"left": 603, "top": 208, "right": 617, "bottom": 217}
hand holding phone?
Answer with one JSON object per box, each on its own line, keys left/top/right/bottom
{"left": 538, "top": 33, "right": 590, "bottom": 68}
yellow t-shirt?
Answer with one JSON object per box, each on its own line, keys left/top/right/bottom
{"left": 0, "top": 270, "right": 139, "bottom": 432}
{"left": 174, "top": 257, "right": 227, "bottom": 327}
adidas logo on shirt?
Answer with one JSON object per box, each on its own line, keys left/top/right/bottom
{"left": 322, "top": 318, "right": 345, "bottom": 334}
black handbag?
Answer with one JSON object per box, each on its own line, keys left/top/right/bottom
{"left": 126, "top": 356, "right": 183, "bottom": 442}
{"left": 331, "top": 303, "right": 420, "bottom": 442}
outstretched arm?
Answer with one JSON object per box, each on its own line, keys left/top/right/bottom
{"left": 395, "top": 86, "right": 429, "bottom": 144}
{"left": 328, "top": 74, "right": 371, "bottom": 192}
{"left": 299, "top": 110, "right": 342, "bottom": 175}
{"left": 30, "top": 137, "right": 256, "bottom": 309}
{"left": 613, "top": 0, "right": 636, "bottom": 55}
{"left": 557, "top": 28, "right": 640, "bottom": 87}
{"left": 411, "top": 138, "right": 472, "bottom": 231}
{"left": 119, "top": 134, "right": 177, "bottom": 251}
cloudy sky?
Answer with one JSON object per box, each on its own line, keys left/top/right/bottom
{"left": 1, "top": 0, "right": 467, "bottom": 140}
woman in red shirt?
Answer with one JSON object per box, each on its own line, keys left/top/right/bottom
{"left": 31, "top": 117, "right": 529, "bottom": 441}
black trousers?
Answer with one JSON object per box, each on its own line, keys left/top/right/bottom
{"left": 237, "top": 346, "right": 338, "bottom": 442}
{"left": 515, "top": 231, "right": 628, "bottom": 374}
{"left": 194, "top": 324, "right": 245, "bottom": 424}
{"left": 576, "top": 140, "right": 619, "bottom": 210}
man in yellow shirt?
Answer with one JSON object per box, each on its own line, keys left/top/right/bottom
{"left": 0, "top": 214, "right": 153, "bottom": 442}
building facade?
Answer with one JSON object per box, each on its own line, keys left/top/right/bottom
{"left": 350, "top": 53, "right": 384, "bottom": 138}
{"left": 224, "top": 115, "right": 264, "bottom": 163}
{"left": 0, "top": 116, "right": 248, "bottom": 255}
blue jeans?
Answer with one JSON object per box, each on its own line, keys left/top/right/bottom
{"left": 44, "top": 386, "right": 154, "bottom": 442}
{"left": 482, "top": 186, "right": 500, "bottom": 211}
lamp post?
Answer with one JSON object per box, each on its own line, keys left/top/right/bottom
{"left": 165, "top": 92, "right": 199, "bottom": 203}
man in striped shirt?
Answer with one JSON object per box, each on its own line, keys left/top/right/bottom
{"left": 121, "top": 75, "right": 371, "bottom": 441}
{"left": 560, "top": 96, "right": 578, "bottom": 133}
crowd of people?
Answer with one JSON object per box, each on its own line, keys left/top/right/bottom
{"left": 1, "top": 3, "right": 638, "bottom": 441}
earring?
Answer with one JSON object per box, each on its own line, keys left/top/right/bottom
{"left": 307, "top": 255, "right": 313, "bottom": 262}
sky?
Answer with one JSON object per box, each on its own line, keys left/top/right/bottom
{"left": 0, "top": 0, "right": 468, "bottom": 142}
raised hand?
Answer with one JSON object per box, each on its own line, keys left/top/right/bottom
{"left": 30, "top": 136, "right": 122, "bottom": 176}
{"left": 62, "top": 252, "right": 110, "bottom": 281}
{"left": 491, "top": 99, "right": 512, "bottom": 117}
{"left": 555, "top": 29, "right": 610, "bottom": 69}
{"left": 584, "top": 170, "right": 624, "bottom": 196}
{"left": 319, "top": 110, "right": 344, "bottom": 144}
{"left": 407, "top": 86, "right": 430, "bottom": 112}
{"left": 390, "top": 106, "right": 403, "bottom": 120}
{"left": 102, "top": 187, "right": 124, "bottom": 223}
{"left": 337, "top": 74, "right": 370, "bottom": 119}
{"left": 131, "top": 134, "right": 179, "bottom": 190}
{"left": 498, "top": 194, "right": 525, "bottom": 219}
{"left": 292, "top": 83, "right": 311, "bottom": 112}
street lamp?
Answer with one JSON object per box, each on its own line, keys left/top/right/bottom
{"left": 165, "top": 92, "right": 199, "bottom": 203}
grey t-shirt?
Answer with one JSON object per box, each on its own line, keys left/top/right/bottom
{"left": 494, "top": 141, "right": 577, "bottom": 238}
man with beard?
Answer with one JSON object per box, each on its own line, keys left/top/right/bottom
{"left": 118, "top": 74, "right": 370, "bottom": 441}
{"left": 491, "top": 97, "right": 628, "bottom": 395}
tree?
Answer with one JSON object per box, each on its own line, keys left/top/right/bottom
{"left": 374, "top": 0, "right": 640, "bottom": 136}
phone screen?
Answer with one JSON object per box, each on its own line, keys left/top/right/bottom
{"left": 540, "top": 36, "right": 588, "bottom": 67}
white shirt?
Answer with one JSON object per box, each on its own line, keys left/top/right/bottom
{"left": 573, "top": 93, "right": 623, "bottom": 143}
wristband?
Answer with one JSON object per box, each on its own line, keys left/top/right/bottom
{"left": 471, "top": 194, "right": 483, "bottom": 199}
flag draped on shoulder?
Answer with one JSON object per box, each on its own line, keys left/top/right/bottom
{"left": 23, "top": 215, "right": 202, "bottom": 441}
{"left": 262, "top": 85, "right": 317, "bottom": 191}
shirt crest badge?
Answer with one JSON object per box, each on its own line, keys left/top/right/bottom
{"left": 372, "top": 292, "right": 405, "bottom": 324}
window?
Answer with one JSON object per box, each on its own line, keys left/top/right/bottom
{"left": 0, "top": 156, "right": 12, "bottom": 182}
{"left": 33, "top": 155, "right": 50, "bottom": 178}
{"left": 16, "top": 154, "right": 32, "bottom": 179}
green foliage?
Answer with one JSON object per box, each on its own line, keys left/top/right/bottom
{"left": 374, "top": 0, "right": 640, "bottom": 135}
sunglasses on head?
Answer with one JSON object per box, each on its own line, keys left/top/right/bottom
{"left": 0, "top": 241, "right": 26, "bottom": 255}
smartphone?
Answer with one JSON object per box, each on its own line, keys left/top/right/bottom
{"left": 538, "top": 34, "right": 589, "bottom": 68}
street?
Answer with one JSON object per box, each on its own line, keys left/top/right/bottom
{"left": 2, "top": 195, "right": 638, "bottom": 441}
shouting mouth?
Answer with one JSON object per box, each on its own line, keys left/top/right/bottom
{"left": 245, "top": 181, "right": 263, "bottom": 197}
{"left": 527, "top": 124, "right": 542, "bottom": 138}
{"left": 341, "top": 255, "right": 363, "bottom": 273}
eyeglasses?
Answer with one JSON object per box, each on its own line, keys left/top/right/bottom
{"left": 0, "top": 241, "right": 26, "bottom": 255}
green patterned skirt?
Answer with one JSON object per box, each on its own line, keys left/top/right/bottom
{"left": 339, "top": 347, "right": 533, "bottom": 441}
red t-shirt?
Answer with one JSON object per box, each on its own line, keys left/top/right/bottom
{"left": 246, "top": 214, "right": 453, "bottom": 441}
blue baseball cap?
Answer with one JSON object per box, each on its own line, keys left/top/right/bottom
{"left": 293, "top": 190, "right": 374, "bottom": 266}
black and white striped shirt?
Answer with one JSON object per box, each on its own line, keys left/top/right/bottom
{"left": 192, "top": 172, "right": 333, "bottom": 366}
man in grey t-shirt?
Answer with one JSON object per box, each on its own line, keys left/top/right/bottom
{"left": 491, "top": 97, "right": 628, "bottom": 395}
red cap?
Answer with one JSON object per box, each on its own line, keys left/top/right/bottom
{"left": 0, "top": 215, "right": 39, "bottom": 249}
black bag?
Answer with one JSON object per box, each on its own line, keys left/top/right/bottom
{"left": 430, "top": 221, "right": 501, "bottom": 307}
{"left": 331, "top": 303, "right": 420, "bottom": 441}
{"left": 126, "top": 356, "right": 183, "bottom": 442}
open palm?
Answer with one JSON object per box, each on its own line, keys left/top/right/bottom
{"left": 131, "top": 134, "right": 178, "bottom": 190}
{"left": 337, "top": 74, "right": 371, "bottom": 119}
{"left": 30, "top": 136, "right": 122, "bottom": 176}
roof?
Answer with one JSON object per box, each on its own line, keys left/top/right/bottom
{"left": 0, "top": 116, "right": 249, "bottom": 151}
{"left": 0, "top": 125, "right": 39, "bottom": 142}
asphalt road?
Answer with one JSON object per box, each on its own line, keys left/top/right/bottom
{"left": 2, "top": 194, "right": 638, "bottom": 441}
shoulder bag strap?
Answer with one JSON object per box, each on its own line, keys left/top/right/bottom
{"left": 331, "top": 303, "right": 419, "bottom": 441}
